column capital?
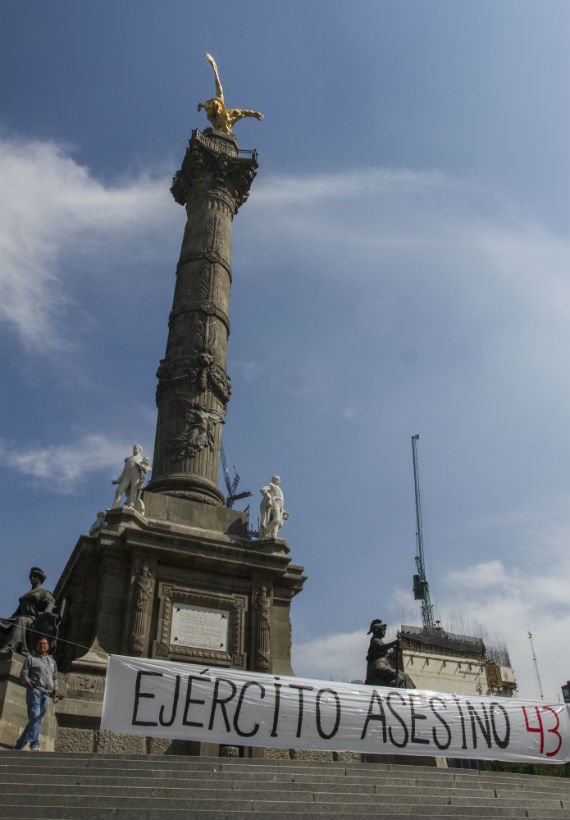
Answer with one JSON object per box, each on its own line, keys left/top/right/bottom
{"left": 171, "top": 129, "right": 258, "bottom": 215}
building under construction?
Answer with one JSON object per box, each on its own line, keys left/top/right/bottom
{"left": 398, "top": 622, "right": 518, "bottom": 698}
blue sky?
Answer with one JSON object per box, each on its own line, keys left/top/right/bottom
{"left": 0, "top": 1, "right": 567, "bottom": 702}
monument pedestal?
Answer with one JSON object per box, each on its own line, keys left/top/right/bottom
{"left": 52, "top": 494, "right": 305, "bottom": 754}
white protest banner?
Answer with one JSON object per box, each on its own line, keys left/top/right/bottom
{"left": 101, "top": 655, "right": 570, "bottom": 764}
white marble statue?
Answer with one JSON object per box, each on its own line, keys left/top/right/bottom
{"left": 89, "top": 511, "right": 108, "bottom": 536}
{"left": 111, "top": 444, "right": 151, "bottom": 513}
{"left": 259, "top": 475, "right": 289, "bottom": 539}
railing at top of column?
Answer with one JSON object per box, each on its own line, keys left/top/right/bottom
{"left": 193, "top": 129, "right": 258, "bottom": 162}
{"left": 237, "top": 147, "right": 258, "bottom": 160}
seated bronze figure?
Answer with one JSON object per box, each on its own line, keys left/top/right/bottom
{"left": 0, "top": 568, "right": 58, "bottom": 656}
{"left": 365, "top": 619, "right": 415, "bottom": 689}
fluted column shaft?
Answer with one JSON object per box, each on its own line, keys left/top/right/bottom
{"left": 147, "top": 129, "right": 258, "bottom": 505}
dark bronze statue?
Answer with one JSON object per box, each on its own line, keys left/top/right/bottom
{"left": 0, "top": 568, "right": 59, "bottom": 656}
{"left": 365, "top": 619, "right": 415, "bottom": 689}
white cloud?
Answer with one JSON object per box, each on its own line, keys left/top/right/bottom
{"left": 0, "top": 433, "right": 141, "bottom": 494}
{"left": 446, "top": 560, "right": 509, "bottom": 589}
{"left": 3, "top": 136, "right": 565, "bottom": 369}
{"left": 232, "top": 360, "right": 260, "bottom": 382}
{"left": 438, "top": 554, "right": 570, "bottom": 702}
{"left": 290, "top": 360, "right": 335, "bottom": 397}
{"left": 340, "top": 404, "right": 368, "bottom": 424}
{"left": 293, "top": 630, "right": 369, "bottom": 683}
{"left": 242, "top": 168, "right": 568, "bottom": 327}
{"left": 0, "top": 136, "right": 171, "bottom": 353}
{"left": 252, "top": 168, "right": 450, "bottom": 205}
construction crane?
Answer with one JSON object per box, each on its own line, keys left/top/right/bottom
{"left": 220, "top": 443, "right": 253, "bottom": 509}
{"left": 411, "top": 434, "right": 435, "bottom": 629}
{"left": 527, "top": 626, "right": 544, "bottom": 702}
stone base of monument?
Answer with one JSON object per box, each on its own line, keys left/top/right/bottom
{"left": 0, "top": 655, "right": 56, "bottom": 751}
{"left": 49, "top": 494, "right": 305, "bottom": 755}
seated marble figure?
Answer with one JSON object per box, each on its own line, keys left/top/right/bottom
{"left": 0, "top": 568, "right": 57, "bottom": 657}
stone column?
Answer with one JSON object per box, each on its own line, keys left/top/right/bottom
{"left": 146, "top": 128, "right": 258, "bottom": 505}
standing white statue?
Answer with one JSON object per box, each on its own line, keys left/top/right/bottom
{"left": 111, "top": 444, "right": 151, "bottom": 513}
{"left": 259, "top": 475, "right": 289, "bottom": 539}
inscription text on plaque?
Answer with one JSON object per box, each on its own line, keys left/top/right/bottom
{"left": 170, "top": 603, "right": 230, "bottom": 651}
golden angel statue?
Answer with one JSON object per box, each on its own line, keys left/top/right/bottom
{"left": 198, "top": 52, "right": 263, "bottom": 135}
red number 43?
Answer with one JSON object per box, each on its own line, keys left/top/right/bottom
{"left": 522, "top": 706, "right": 562, "bottom": 757}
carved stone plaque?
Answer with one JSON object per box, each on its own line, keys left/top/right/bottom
{"left": 170, "top": 602, "right": 229, "bottom": 651}
{"left": 154, "top": 583, "right": 246, "bottom": 667}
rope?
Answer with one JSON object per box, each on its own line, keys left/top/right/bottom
{"left": 24, "top": 626, "right": 92, "bottom": 654}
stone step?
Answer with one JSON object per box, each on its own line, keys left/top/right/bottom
{"left": 2, "top": 765, "right": 567, "bottom": 800}
{"left": 0, "top": 810, "right": 499, "bottom": 820}
{"left": 0, "top": 769, "right": 447, "bottom": 791}
{"left": 0, "top": 771, "right": 570, "bottom": 799}
{"left": 0, "top": 778, "right": 567, "bottom": 804}
{"left": 1, "top": 768, "right": 567, "bottom": 803}
{"left": 1, "top": 754, "right": 566, "bottom": 790}
{"left": 3, "top": 754, "right": 428, "bottom": 773}
{"left": 1, "top": 804, "right": 568, "bottom": 820}
{"left": 0, "top": 784, "right": 566, "bottom": 812}
{"left": 0, "top": 797, "right": 561, "bottom": 818}
{"left": 0, "top": 752, "right": 567, "bottom": 820}
{"left": 1, "top": 751, "right": 563, "bottom": 784}
{"left": 1, "top": 803, "right": 566, "bottom": 819}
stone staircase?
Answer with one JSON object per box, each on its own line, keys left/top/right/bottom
{"left": 0, "top": 751, "right": 568, "bottom": 819}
